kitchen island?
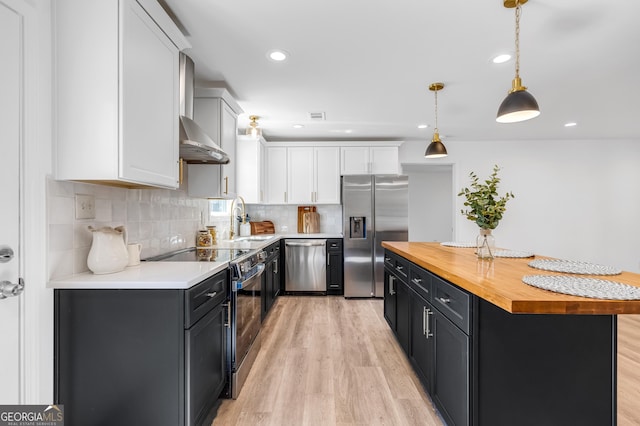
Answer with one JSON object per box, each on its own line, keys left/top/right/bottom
{"left": 382, "top": 241, "right": 640, "bottom": 426}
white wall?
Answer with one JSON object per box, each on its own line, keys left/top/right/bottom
{"left": 400, "top": 138, "right": 640, "bottom": 273}
{"left": 403, "top": 164, "right": 453, "bottom": 242}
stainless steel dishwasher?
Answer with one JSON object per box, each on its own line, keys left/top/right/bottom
{"left": 285, "top": 239, "right": 327, "bottom": 292}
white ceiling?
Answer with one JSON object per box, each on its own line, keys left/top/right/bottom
{"left": 160, "top": 0, "right": 640, "bottom": 144}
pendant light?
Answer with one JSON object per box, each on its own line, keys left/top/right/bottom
{"left": 496, "top": 0, "right": 540, "bottom": 123}
{"left": 246, "top": 115, "right": 262, "bottom": 138}
{"left": 425, "top": 82, "right": 448, "bottom": 158}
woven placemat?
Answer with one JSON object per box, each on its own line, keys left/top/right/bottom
{"left": 494, "top": 250, "right": 534, "bottom": 258}
{"left": 528, "top": 259, "right": 622, "bottom": 275}
{"left": 440, "top": 242, "right": 475, "bottom": 248}
{"left": 522, "top": 275, "right": 640, "bottom": 300}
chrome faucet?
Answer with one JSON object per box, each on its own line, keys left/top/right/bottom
{"left": 229, "top": 196, "right": 246, "bottom": 240}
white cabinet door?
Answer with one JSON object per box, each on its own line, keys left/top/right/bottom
{"left": 265, "top": 147, "right": 288, "bottom": 203}
{"left": 220, "top": 100, "right": 237, "bottom": 197}
{"left": 54, "top": 0, "right": 184, "bottom": 188}
{"left": 314, "top": 147, "right": 341, "bottom": 204}
{"left": 236, "top": 135, "right": 264, "bottom": 203}
{"left": 341, "top": 146, "right": 371, "bottom": 175}
{"left": 121, "top": 0, "right": 179, "bottom": 187}
{"left": 371, "top": 146, "right": 399, "bottom": 175}
{"left": 287, "top": 147, "right": 315, "bottom": 204}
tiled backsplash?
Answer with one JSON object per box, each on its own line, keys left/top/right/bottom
{"left": 246, "top": 204, "right": 342, "bottom": 234}
{"left": 47, "top": 178, "right": 210, "bottom": 279}
{"left": 47, "top": 178, "right": 343, "bottom": 280}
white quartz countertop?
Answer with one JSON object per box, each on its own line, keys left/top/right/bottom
{"left": 48, "top": 261, "right": 228, "bottom": 290}
{"left": 48, "top": 233, "right": 343, "bottom": 290}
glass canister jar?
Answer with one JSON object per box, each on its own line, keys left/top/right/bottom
{"left": 206, "top": 226, "right": 217, "bottom": 245}
{"left": 197, "top": 230, "right": 213, "bottom": 247}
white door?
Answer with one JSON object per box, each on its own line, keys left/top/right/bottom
{"left": 0, "top": 0, "right": 26, "bottom": 403}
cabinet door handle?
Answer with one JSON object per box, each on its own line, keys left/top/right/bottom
{"left": 206, "top": 292, "right": 217, "bottom": 298}
{"left": 438, "top": 297, "right": 451, "bottom": 304}
{"left": 422, "top": 306, "right": 427, "bottom": 336}
{"left": 425, "top": 308, "right": 434, "bottom": 339}
{"left": 224, "top": 176, "right": 229, "bottom": 194}
{"left": 327, "top": 256, "right": 330, "bottom": 266}
{"left": 273, "top": 259, "right": 278, "bottom": 274}
{"left": 389, "top": 275, "right": 396, "bottom": 295}
{"left": 223, "top": 302, "right": 231, "bottom": 328}
{"left": 284, "top": 192, "right": 287, "bottom": 203}
{"left": 178, "top": 158, "right": 184, "bottom": 185}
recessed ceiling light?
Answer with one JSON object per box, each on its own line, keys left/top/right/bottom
{"left": 292, "top": 124, "right": 304, "bottom": 129}
{"left": 417, "top": 124, "right": 428, "bottom": 129}
{"left": 564, "top": 122, "right": 577, "bottom": 127}
{"left": 492, "top": 53, "right": 512, "bottom": 64}
{"left": 267, "top": 50, "right": 288, "bottom": 61}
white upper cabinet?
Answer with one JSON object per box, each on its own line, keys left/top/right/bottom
{"left": 265, "top": 147, "right": 288, "bottom": 204}
{"left": 54, "top": 0, "right": 189, "bottom": 188}
{"left": 191, "top": 89, "right": 243, "bottom": 198}
{"left": 313, "top": 147, "right": 341, "bottom": 204}
{"left": 341, "top": 145, "right": 400, "bottom": 175}
{"left": 236, "top": 135, "right": 266, "bottom": 204}
{"left": 264, "top": 145, "right": 340, "bottom": 205}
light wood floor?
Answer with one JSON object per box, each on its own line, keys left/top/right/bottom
{"left": 213, "top": 296, "right": 640, "bottom": 426}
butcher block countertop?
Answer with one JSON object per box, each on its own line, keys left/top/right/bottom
{"left": 382, "top": 241, "right": 640, "bottom": 315}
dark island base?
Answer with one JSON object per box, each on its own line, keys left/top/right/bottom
{"left": 476, "top": 299, "right": 616, "bottom": 426}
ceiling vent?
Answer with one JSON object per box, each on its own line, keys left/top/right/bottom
{"left": 308, "top": 112, "right": 326, "bottom": 121}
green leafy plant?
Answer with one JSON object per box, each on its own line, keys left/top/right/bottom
{"left": 458, "top": 165, "right": 514, "bottom": 230}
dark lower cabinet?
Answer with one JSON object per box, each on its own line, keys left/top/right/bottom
{"left": 262, "top": 241, "right": 280, "bottom": 321}
{"left": 432, "top": 308, "right": 470, "bottom": 426}
{"left": 55, "top": 269, "right": 228, "bottom": 426}
{"left": 383, "top": 269, "right": 397, "bottom": 330}
{"left": 395, "top": 279, "right": 410, "bottom": 354}
{"left": 326, "top": 239, "right": 343, "bottom": 295}
{"left": 409, "top": 288, "right": 433, "bottom": 393}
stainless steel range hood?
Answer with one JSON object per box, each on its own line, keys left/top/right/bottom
{"left": 179, "top": 53, "right": 230, "bottom": 164}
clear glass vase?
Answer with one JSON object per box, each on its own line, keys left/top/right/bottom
{"left": 476, "top": 228, "right": 495, "bottom": 259}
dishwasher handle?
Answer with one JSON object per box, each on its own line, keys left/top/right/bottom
{"left": 285, "top": 241, "right": 326, "bottom": 247}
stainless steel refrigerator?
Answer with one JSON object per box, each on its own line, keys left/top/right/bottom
{"left": 342, "top": 175, "right": 408, "bottom": 297}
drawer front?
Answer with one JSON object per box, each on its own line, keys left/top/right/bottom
{"left": 327, "top": 238, "right": 343, "bottom": 252}
{"left": 185, "top": 269, "right": 228, "bottom": 328}
{"left": 384, "top": 250, "right": 409, "bottom": 282}
{"left": 432, "top": 275, "right": 470, "bottom": 334}
{"left": 409, "top": 264, "right": 431, "bottom": 302}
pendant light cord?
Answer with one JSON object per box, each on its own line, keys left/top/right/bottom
{"left": 514, "top": 1, "right": 521, "bottom": 79}
{"left": 434, "top": 88, "right": 439, "bottom": 134}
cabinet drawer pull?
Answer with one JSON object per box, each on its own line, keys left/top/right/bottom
{"left": 412, "top": 278, "right": 422, "bottom": 285}
{"left": 206, "top": 292, "right": 217, "bottom": 298}
{"left": 438, "top": 297, "right": 451, "bottom": 304}
{"left": 396, "top": 265, "right": 404, "bottom": 272}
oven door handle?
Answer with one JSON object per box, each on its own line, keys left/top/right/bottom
{"left": 234, "top": 264, "right": 266, "bottom": 290}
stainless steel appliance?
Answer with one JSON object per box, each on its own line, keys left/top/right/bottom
{"left": 284, "top": 239, "right": 327, "bottom": 292}
{"left": 342, "top": 175, "right": 408, "bottom": 297}
{"left": 143, "top": 246, "right": 265, "bottom": 399}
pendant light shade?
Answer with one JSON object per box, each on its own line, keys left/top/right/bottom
{"left": 425, "top": 82, "right": 448, "bottom": 159}
{"left": 425, "top": 132, "right": 448, "bottom": 158}
{"left": 246, "top": 115, "right": 262, "bottom": 138}
{"left": 496, "top": 0, "right": 540, "bottom": 123}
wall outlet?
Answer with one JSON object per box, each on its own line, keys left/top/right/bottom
{"left": 75, "top": 194, "right": 96, "bottom": 219}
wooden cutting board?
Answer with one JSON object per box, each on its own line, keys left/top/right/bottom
{"left": 297, "top": 206, "right": 316, "bottom": 233}
{"left": 250, "top": 221, "right": 275, "bottom": 235}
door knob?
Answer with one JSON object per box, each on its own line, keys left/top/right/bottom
{"left": 0, "top": 278, "right": 24, "bottom": 299}
{"left": 0, "top": 246, "right": 14, "bottom": 263}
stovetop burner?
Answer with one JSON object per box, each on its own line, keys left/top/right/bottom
{"left": 143, "top": 247, "right": 252, "bottom": 263}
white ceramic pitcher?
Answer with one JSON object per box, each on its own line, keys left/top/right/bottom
{"left": 87, "top": 226, "right": 128, "bottom": 274}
